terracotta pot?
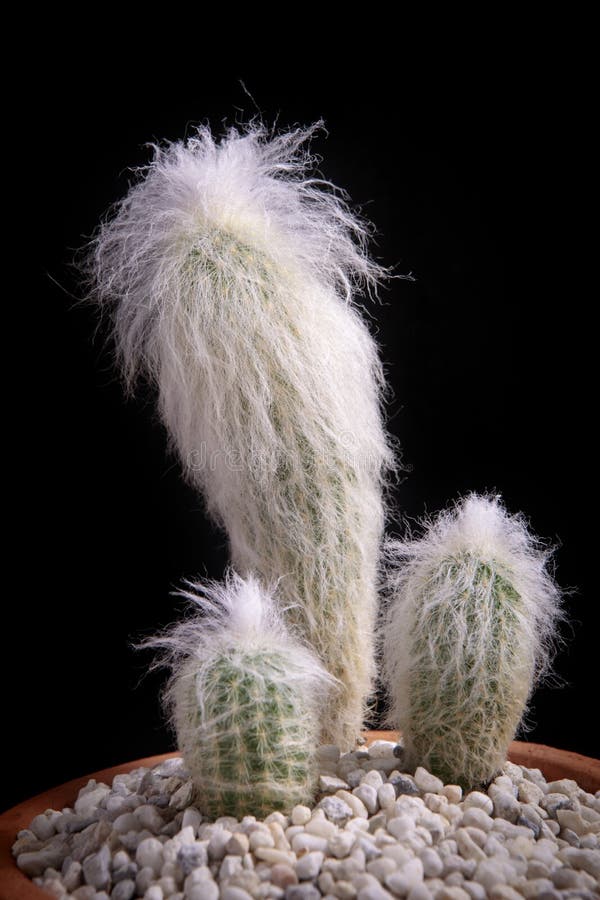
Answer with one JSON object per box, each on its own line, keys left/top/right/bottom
{"left": 1, "top": 732, "right": 598, "bottom": 900}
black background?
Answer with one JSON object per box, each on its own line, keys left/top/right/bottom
{"left": 4, "top": 52, "right": 596, "bottom": 813}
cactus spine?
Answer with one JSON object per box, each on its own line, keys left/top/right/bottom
{"left": 83, "top": 122, "right": 395, "bottom": 748}
{"left": 382, "top": 494, "right": 562, "bottom": 788}
{"left": 139, "top": 573, "right": 336, "bottom": 817}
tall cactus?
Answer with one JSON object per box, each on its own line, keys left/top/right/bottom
{"left": 381, "top": 494, "right": 563, "bottom": 788}
{"left": 82, "top": 122, "right": 396, "bottom": 748}
{"left": 139, "top": 572, "right": 337, "bottom": 817}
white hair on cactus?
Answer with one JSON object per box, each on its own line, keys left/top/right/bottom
{"left": 136, "top": 571, "right": 338, "bottom": 817}
{"left": 381, "top": 493, "right": 564, "bottom": 788}
{"left": 81, "top": 120, "right": 397, "bottom": 748}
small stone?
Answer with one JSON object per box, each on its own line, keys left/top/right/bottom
{"left": 135, "top": 866, "right": 155, "bottom": 895}
{"left": 111, "top": 881, "right": 136, "bottom": 900}
{"left": 296, "top": 850, "right": 325, "bottom": 879}
{"left": 463, "top": 792, "right": 494, "bottom": 816}
{"left": 291, "top": 833, "right": 329, "bottom": 854}
{"left": 176, "top": 842, "right": 208, "bottom": 874}
{"left": 460, "top": 887, "right": 486, "bottom": 900}
{"left": 113, "top": 813, "right": 139, "bottom": 834}
{"left": 354, "top": 784, "right": 379, "bottom": 815}
{"left": 220, "top": 854, "right": 244, "bottom": 878}
{"left": 491, "top": 791, "right": 521, "bottom": 823}
{"left": 82, "top": 844, "right": 111, "bottom": 890}
{"left": 385, "top": 857, "right": 424, "bottom": 893}
{"left": 30, "top": 813, "right": 56, "bottom": 841}
{"left": 334, "top": 878, "right": 358, "bottom": 899}
{"left": 406, "top": 885, "right": 433, "bottom": 900}
{"left": 442, "top": 785, "right": 463, "bottom": 804}
{"left": 376, "top": 784, "right": 395, "bottom": 811}
{"left": 250, "top": 829, "right": 276, "bottom": 851}
{"left": 546, "top": 779, "right": 579, "bottom": 797}
{"left": 419, "top": 848, "right": 443, "bottom": 877}
{"left": 320, "top": 775, "right": 350, "bottom": 792}
{"left": 291, "top": 805, "right": 312, "bottom": 826}
{"left": 559, "top": 846, "right": 600, "bottom": 877}
{"left": 557, "top": 809, "right": 597, "bottom": 836}
{"left": 413, "top": 768, "right": 444, "bottom": 794}
{"left": 169, "top": 780, "right": 194, "bottom": 810}
{"left": 541, "top": 793, "right": 575, "bottom": 818}
{"left": 362, "top": 770, "right": 385, "bottom": 790}
{"left": 134, "top": 805, "right": 164, "bottom": 834}
{"left": 208, "top": 828, "right": 232, "bottom": 859}
{"left": 74, "top": 784, "right": 110, "bottom": 818}
{"left": 135, "top": 837, "right": 164, "bottom": 876}
{"left": 336, "top": 790, "right": 369, "bottom": 819}
{"left": 285, "top": 885, "right": 321, "bottom": 900}
{"left": 389, "top": 774, "right": 420, "bottom": 797}
{"left": 271, "top": 863, "right": 298, "bottom": 888}
{"left": 387, "top": 814, "right": 415, "bottom": 841}
{"left": 227, "top": 832, "right": 250, "bottom": 855}
{"left": 181, "top": 807, "right": 202, "bottom": 833}
{"left": 221, "top": 888, "right": 253, "bottom": 900}
{"left": 254, "top": 847, "right": 297, "bottom": 866}
{"left": 318, "top": 796, "right": 353, "bottom": 826}
{"left": 329, "top": 831, "right": 356, "bottom": 859}
{"left": 435, "top": 889, "right": 470, "bottom": 900}
{"left": 367, "top": 741, "right": 397, "bottom": 759}
{"left": 188, "top": 882, "right": 219, "bottom": 900}
{"left": 70, "top": 887, "right": 97, "bottom": 900}
{"left": 143, "top": 886, "right": 163, "bottom": 900}
{"left": 461, "top": 808, "right": 493, "bottom": 832}
{"left": 488, "top": 887, "right": 523, "bottom": 900}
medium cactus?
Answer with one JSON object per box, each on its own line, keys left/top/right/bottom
{"left": 82, "top": 121, "right": 396, "bottom": 748}
{"left": 139, "top": 572, "right": 337, "bottom": 817}
{"left": 381, "top": 494, "right": 563, "bottom": 788}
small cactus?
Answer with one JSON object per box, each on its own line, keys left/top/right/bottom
{"left": 138, "top": 572, "right": 337, "bottom": 817}
{"left": 381, "top": 494, "right": 563, "bottom": 789}
{"left": 81, "top": 121, "right": 396, "bottom": 748}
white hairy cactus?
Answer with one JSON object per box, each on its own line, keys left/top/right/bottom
{"left": 382, "top": 494, "right": 563, "bottom": 788}
{"left": 137, "top": 572, "right": 337, "bottom": 817}
{"left": 82, "top": 121, "right": 396, "bottom": 747}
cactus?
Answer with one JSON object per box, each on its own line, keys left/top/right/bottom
{"left": 82, "top": 121, "right": 396, "bottom": 748}
{"left": 381, "top": 494, "right": 563, "bottom": 788}
{"left": 138, "top": 572, "right": 337, "bottom": 817}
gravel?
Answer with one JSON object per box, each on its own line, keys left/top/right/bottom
{"left": 11, "top": 739, "right": 600, "bottom": 898}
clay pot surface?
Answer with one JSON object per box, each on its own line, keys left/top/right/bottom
{"left": 1, "top": 731, "right": 598, "bottom": 900}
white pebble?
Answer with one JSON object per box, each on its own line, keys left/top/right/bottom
{"left": 354, "top": 784, "right": 379, "bottom": 815}
{"left": 250, "top": 830, "right": 276, "bottom": 851}
{"left": 463, "top": 792, "right": 493, "bottom": 816}
{"left": 385, "top": 857, "right": 424, "bottom": 893}
{"left": 377, "top": 784, "right": 396, "bottom": 810}
{"left": 291, "top": 805, "right": 312, "bottom": 826}
{"left": 143, "top": 886, "right": 163, "bottom": 900}
{"left": 219, "top": 854, "right": 244, "bottom": 878}
{"left": 413, "top": 768, "right": 444, "bottom": 794}
{"left": 387, "top": 815, "right": 415, "bottom": 841}
{"left": 292, "top": 833, "right": 329, "bottom": 854}
{"left": 419, "top": 848, "right": 443, "bottom": 877}
{"left": 29, "top": 814, "right": 55, "bottom": 841}
{"left": 221, "top": 887, "right": 254, "bottom": 900}
{"left": 337, "top": 790, "right": 369, "bottom": 819}
{"left": 462, "top": 808, "right": 493, "bottom": 832}
{"left": 362, "top": 770, "right": 385, "bottom": 789}
{"left": 226, "top": 832, "right": 250, "bottom": 855}
{"left": 188, "top": 883, "right": 219, "bottom": 900}
{"left": 296, "top": 850, "right": 325, "bottom": 879}
{"left": 254, "top": 847, "right": 296, "bottom": 866}
{"left": 135, "top": 838, "right": 163, "bottom": 876}
{"left": 329, "top": 831, "right": 356, "bottom": 859}
{"left": 442, "top": 785, "right": 463, "bottom": 804}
